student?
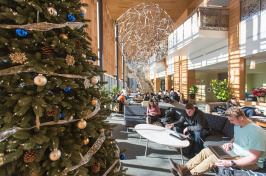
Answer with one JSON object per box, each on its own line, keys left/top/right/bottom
{"left": 166, "top": 103, "right": 209, "bottom": 154}
{"left": 169, "top": 106, "right": 266, "bottom": 176}
{"left": 144, "top": 99, "right": 161, "bottom": 124}
{"left": 227, "top": 97, "right": 256, "bottom": 117}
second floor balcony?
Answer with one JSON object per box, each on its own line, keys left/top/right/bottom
{"left": 168, "top": 7, "right": 229, "bottom": 56}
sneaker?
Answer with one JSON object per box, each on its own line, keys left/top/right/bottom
{"left": 170, "top": 168, "right": 179, "bottom": 176}
{"left": 169, "top": 158, "right": 190, "bottom": 176}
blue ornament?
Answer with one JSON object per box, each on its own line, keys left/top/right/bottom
{"left": 80, "top": 13, "right": 84, "bottom": 18}
{"left": 92, "top": 57, "right": 98, "bottom": 62}
{"left": 16, "top": 28, "right": 28, "bottom": 37}
{"left": 60, "top": 113, "right": 64, "bottom": 119}
{"left": 63, "top": 87, "right": 71, "bottom": 92}
{"left": 67, "top": 14, "right": 75, "bottom": 22}
{"left": 120, "top": 154, "right": 125, "bottom": 160}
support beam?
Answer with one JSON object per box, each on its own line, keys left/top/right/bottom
{"left": 97, "top": 0, "right": 104, "bottom": 81}
{"left": 115, "top": 20, "right": 119, "bottom": 88}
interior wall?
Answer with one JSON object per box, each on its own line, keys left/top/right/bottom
{"left": 196, "top": 69, "right": 228, "bottom": 101}
{"left": 246, "top": 62, "right": 266, "bottom": 93}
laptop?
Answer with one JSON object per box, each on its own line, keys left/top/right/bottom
{"left": 208, "top": 143, "right": 238, "bottom": 159}
{"left": 169, "top": 131, "right": 189, "bottom": 140}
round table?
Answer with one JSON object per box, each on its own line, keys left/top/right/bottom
{"left": 135, "top": 124, "right": 190, "bottom": 164}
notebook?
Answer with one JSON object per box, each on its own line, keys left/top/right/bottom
{"left": 208, "top": 143, "right": 238, "bottom": 159}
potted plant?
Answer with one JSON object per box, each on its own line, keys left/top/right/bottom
{"left": 251, "top": 88, "right": 266, "bottom": 103}
{"left": 210, "top": 79, "right": 231, "bottom": 101}
{"left": 189, "top": 85, "right": 198, "bottom": 99}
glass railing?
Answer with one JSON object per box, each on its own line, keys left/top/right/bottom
{"left": 168, "top": 7, "right": 229, "bottom": 54}
{"left": 241, "top": 0, "right": 266, "bottom": 21}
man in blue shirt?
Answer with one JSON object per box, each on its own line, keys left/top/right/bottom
{"left": 169, "top": 106, "right": 266, "bottom": 176}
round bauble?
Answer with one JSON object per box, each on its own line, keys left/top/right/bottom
{"left": 49, "top": 149, "right": 61, "bottom": 161}
{"left": 99, "top": 128, "right": 104, "bottom": 133}
{"left": 120, "top": 154, "right": 125, "bottom": 160}
{"left": 84, "top": 79, "right": 90, "bottom": 88}
{"left": 47, "top": 7, "right": 57, "bottom": 16}
{"left": 91, "top": 98, "right": 97, "bottom": 106}
{"left": 90, "top": 76, "right": 98, "bottom": 84}
{"left": 80, "top": 6, "right": 87, "bottom": 14}
{"left": 59, "top": 34, "right": 68, "bottom": 40}
{"left": 77, "top": 119, "right": 87, "bottom": 129}
{"left": 83, "top": 138, "right": 89, "bottom": 145}
{"left": 34, "top": 74, "right": 47, "bottom": 86}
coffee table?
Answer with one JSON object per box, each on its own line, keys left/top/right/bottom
{"left": 135, "top": 124, "right": 190, "bottom": 164}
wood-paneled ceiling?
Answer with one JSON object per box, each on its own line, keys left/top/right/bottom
{"left": 106, "top": 0, "right": 200, "bottom": 22}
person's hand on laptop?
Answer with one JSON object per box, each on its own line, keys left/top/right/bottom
{"left": 223, "top": 143, "right": 233, "bottom": 151}
{"left": 183, "top": 127, "right": 188, "bottom": 135}
{"left": 165, "top": 124, "right": 174, "bottom": 129}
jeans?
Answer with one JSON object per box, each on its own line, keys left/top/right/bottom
{"left": 173, "top": 125, "right": 208, "bottom": 154}
{"left": 241, "top": 107, "right": 256, "bottom": 117}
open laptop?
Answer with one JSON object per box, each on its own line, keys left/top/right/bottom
{"left": 208, "top": 143, "right": 238, "bottom": 159}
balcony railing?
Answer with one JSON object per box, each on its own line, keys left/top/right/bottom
{"left": 241, "top": 0, "right": 266, "bottom": 21}
{"left": 168, "top": 7, "right": 229, "bottom": 54}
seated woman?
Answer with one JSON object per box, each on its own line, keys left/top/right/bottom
{"left": 226, "top": 97, "right": 256, "bottom": 117}
{"left": 144, "top": 99, "right": 161, "bottom": 124}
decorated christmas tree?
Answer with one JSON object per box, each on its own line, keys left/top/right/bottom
{"left": 0, "top": 0, "right": 125, "bottom": 175}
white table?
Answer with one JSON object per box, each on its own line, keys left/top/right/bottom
{"left": 135, "top": 124, "right": 190, "bottom": 164}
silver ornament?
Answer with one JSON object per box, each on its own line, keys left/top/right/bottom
{"left": 84, "top": 79, "right": 90, "bottom": 88}
{"left": 34, "top": 74, "right": 47, "bottom": 86}
{"left": 80, "top": 6, "right": 87, "bottom": 14}
{"left": 47, "top": 7, "right": 57, "bottom": 16}
{"left": 90, "top": 76, "right": 98, "bottom": 84}
{"left": 49, "top": 149, "right": 61, "bottom": 161}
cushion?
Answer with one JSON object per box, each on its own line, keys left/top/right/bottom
{"left": 205, "top": 113, "right": 227, "bottom": 132}
{"left": 221, "top": 119, "right": 234, "bottom": 139}
{"left": 124, "top": 106, "right": 147, "bottom": 116}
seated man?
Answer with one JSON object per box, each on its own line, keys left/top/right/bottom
{"left": 227, "top": 97, "right": 256, "bottom": 117}
{"left": 166, "top": 103, "right": 209, "bottom": 154}
{"left": 169, "top": 106, "right": 266, "bottom": 176}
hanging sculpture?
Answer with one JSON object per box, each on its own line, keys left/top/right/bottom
{"left": 117, "top": 0, "right": 175, "bottom": 73}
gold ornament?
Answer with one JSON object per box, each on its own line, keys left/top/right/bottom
{"left": 90, "top": 76, "right": 98, "bottom": 84}
{"left": 80, "top": 6, "right": 87, "bottom": 14}
{"left": 9, "top": 52, "right": 27, "bottom": 64}
{"left": 49, "top": 149, "right": 61, "bottom": 161}
{"left": 83, "top": 138, "right": 89, "bottom": 145}
{"left": 34, "top": 74, "right": 47, "bottom": 86}
{"left": 91, "top": 98, "right": 97, "bottom": 106}
{"left": 77, "top": 119, "right": 87, "bottom": 129}
{"left": 65, "top": 55, "right": 75, "bottom": 66}
{"left": 24, "top": 149, "right": 38, "bottom": 163}
{"left": 47, "top": 7, "right": 57, "bottom": 16}
{"left": 59, "top": 34, "right": 68, "bottom": 40}
{"left": 99, "top": 128, "right": 104, "bottom": 133}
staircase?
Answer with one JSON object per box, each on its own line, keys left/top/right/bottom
{"left": 136, "top": 74, "right": 154, "bottom": 93}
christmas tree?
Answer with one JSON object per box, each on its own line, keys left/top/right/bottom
{"left": 0, "top": 0, "right": 125, "bottom": 175}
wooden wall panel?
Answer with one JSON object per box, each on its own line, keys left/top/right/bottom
{"left": 82, "top": 0, "right": 98, "bottom": 63}
{"left": 228, "top": 0, "right": 245, "bottom": 100}
{"left": 174, "top": 56, "right": 180, "bottom": 92}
